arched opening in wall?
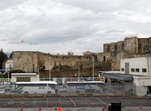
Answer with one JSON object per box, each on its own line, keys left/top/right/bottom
{"left": 103, "top": 56, "right": 106, "bottom": 62}
{"left": 138, "top": 44, "right": 141, "bottom": 49}
{"left": 40, "top": 66, "right": 45, "bottom": 71}
{"left": 54, "top": 62, "right": 56, "bottom": 66}
{"left": 111, "top": 46, "right": 114, "bottom": 51}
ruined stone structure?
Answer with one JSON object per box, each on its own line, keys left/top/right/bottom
{"left": 13, "top": 36, "right": 151, "bottom": 77}
{"left": 97, "top": 37, "right": 151, "bottom": 70}
{"left": 103, "top": 37, "right": 151, "bottom": 54}
{"left": 13, "top": 51, "right": 90, "bottom": 72}
{"left": 13, "top": 51, "right": 111, "bottom": 77}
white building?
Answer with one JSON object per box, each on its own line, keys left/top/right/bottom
{"left": 102, "top": 56, "right": 151, "bottom": 96}
{"left": 120, "top": 56, "right": 150, "bottom": 76}
{"left": 5, "top": 60, "right": 13, "bottom": 70}
{"left": 11, "top": 73, "right": 39, "bottom": 82}
{"left": 121, "top": 56, "right": 151, "bottom": 96}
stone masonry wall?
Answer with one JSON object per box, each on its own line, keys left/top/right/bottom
{"left": 13, "top": 51, "right": 38, "bottom": 72}
{"left": 13, "top": 51, "right": 91, "bottom": 72}
{"left": 13, "top": 51, "right": 111, "bottom": 77}
{"left": 98, "top": 37, "right": 151, "bottom": 71}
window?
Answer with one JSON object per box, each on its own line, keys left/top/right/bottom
{"left": 121, "top": 68, "right": 124, "bottom": 71}
{"left": 131, "top": 68, "right": 135, "bottom": 72}
{"left": 17, "top": 83, "right": 47, "bottom": 87}
{"left": 111, "top": 47, "right": 114, "bottom": 51}
{"left": 136, "top": 68, "right": 139, "bottom": 72}
{"left": 39, "top": 86, "right": 45, "bottom": 89}
{"left": 16, "top": 77, "right": 30, "bottom": 82}
{"left": 144, "top": 45, "right": 148, "bottom": 49}
{"left": 103, "top": 56, "right": 106, "bottom": 62}
{"left": 48, "top": 84, "right": 56, "bottom": 89}
{"left": 118, "top": 46, "right": 121, "bottom": 50}
{"left": 142, "top": 68, "right": 147, "bottom": 72}
{"left": 68, "top": 83, "right": 85, "bottom": 86}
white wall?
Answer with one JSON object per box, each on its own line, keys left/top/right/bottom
{"left": 120, "top": 57, "right": 148, "bottom": 76}
{"left": 135, "top": 86, "right": 147, "bottom": 96}
{"left": 133, "top": 76, "right": 151, "bottom": 86}
{"left": 11, "top": 73, "right": 39, "bottom": 82}
{"left": 5, "top": 60, "right": 13, "bottom": 70}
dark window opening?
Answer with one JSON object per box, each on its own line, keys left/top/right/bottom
{"left": 147, "top": 86, "right": 151, "bottom": 94}
{"left": 142, "top": 68, "right": 147, "bottom": 72}
{"left": 136, "top": 68, "right": 139, "bottom": 72}
{"left": 131, "top": 68, "right": 135, "bottom": 72}
{"left": 16, "top": 77, "right": 30, "bottom": 82}
{"left": 103, "top": 56, "right": 106, "bottom": 62}
{"left": 121, "top": 68, "right": 124, "bottom": 71}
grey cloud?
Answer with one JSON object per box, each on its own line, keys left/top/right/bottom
{"left": 0, "top": 0, "right": 24, "bottom": 10}
{"left": 105, "top": 30, "right": 125, "bottom": 34}
{"left": 57, "top": 0, "right": 120, "bottom": 13}
{"left": 24, "top": 23, "right": 97, "bottom": 45}
{"left": 58, "top": 0, "right": 151, "bottom": 13}
{"left": 1, "top": 0, "right": 151, "bottom": 54}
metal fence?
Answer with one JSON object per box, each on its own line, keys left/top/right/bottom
{"left": 0, "top": 82, "right": 147, "bottom": 96}
{"left": 104, "top": 83, "right": 136, "bottom": 96}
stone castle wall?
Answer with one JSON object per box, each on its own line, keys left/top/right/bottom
{"left": 104, "top": 37, "right": 151, "bottom": 54}
{"left": 13, "top": 51, "right": 38, "bottom": 72}
{"left": 13, "top": 37, "right": 151, "bottom": 75}
{"left": 138, "top": 38, "right": 151, "bottom": 53}
{"left": 13, "top": 51, "right": 91, "bottom": 72}
{"left": 13, "top": 51, "right": 111, "bottom": 77}
{"left": 97, "top": 51, "right": 125, "bottom": 70}
{"left": 99, "top": 37, "right": 151, "bottom": 70}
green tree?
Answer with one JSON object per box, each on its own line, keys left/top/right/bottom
{"left": 0, "top": 49, "right": 8, "bottom": 69}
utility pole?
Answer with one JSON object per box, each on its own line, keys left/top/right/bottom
{"left": 92, "top": 56, "right": 95, "bottom": 81}
{"left": 78, "top": 61, "right": 80, "bottom": 81}
{"left": 49, "top": 55, "right": 51, "bottom": 81}
{"left": 7, "top": 69, "right": 9, "bottom": 83}
{"left": 7, "top": 64, "right": 11, "bottom": 83}
{"left": 49, "top": 66, "right": 51, "bottom": 81}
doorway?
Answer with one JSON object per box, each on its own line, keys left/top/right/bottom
{"left": 147, "top": 86, "right": 151, "bottom": 94}
{"left": 125, "top": 62, "right": 129, "bottom": 74}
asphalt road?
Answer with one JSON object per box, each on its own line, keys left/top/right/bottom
{"left": 0, "top": 107, "right": 151, "bottom": 111}
{"left": 0, "top": 96, "right": 151, "bottom": 111}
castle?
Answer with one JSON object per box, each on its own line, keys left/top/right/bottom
{"left": 12, "top": 51, "right": 110, "bottom": 77}
{"left": 12, "top": 36, "right": 151, "bottom": 77}
{"left": 97, "top": 36, "right": 151, "bottom": 70}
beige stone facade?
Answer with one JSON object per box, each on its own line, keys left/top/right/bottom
{"left": 98, "top": 37, "right": 151, "bottom": 70}
{"left": 13, "top": 51, "right": 111, "bottom": 77}
{"left": 103, "top": 37, "right": 151, "bottom": 54}
{"left": 13, "top": 51, "right": 91, "bottom": 72}
{"left": 13, "top": 36, "right": 151, "bottom": 77}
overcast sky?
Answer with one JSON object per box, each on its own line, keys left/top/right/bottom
{"left": 0, "top": 0, "right": 151, "bottom": 55}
